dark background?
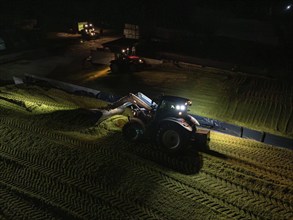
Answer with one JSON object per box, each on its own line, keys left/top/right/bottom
{"left": 0, "top": 0, "right": 292, "bottom": 77}
{"left": 0, "top": 0, "right": 292, "bottom": 29}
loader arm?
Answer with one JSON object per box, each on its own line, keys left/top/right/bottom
{"left": 94, "top": 93, "right": 154, "bottom": 125}
{"left": 106, "top": 93, "right": 153, "bottom": 111}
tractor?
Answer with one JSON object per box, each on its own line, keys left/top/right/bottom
{"left": 110, "top": 49, "right": 147, "bottom": 73}
{"left": 102, "top": 92, "right": 210, "bottom": 153}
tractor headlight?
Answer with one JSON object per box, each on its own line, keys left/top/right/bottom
{"left": 176, "top": 105, "right": 186, "bottom": 111}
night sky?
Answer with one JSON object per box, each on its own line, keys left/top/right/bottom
{"left": 1, "top": 0, "right": 292, "bottom": 29}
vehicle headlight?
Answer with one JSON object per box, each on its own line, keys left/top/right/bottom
{"left": 176, "top": 105, "right": 186, "bottom": 111}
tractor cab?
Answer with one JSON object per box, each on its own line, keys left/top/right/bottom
{"left": 155, "top": 96, "right": 192, "bottom": 119}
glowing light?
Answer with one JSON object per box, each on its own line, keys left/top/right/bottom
{"left": 285, "top": 4, "right": 292, "bottom": 10}
{"left": 84, "top": 67, "right": 110, "bottom": 82}
{"left": 176, "top": 105, "right": 186, "bottom": 111}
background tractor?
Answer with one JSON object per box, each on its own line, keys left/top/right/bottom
{"left": 103, "top": 92, "right": 210, "bottom": 153}
{"left": 110, "top": 49, "right": 147, "bottom": 73}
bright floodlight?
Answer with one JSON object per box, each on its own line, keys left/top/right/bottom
{"left": 286, "top": 4, "right": 292, "bottom": 10}
{"left": 176, "top": 105, "right": 186, "bottom": 111}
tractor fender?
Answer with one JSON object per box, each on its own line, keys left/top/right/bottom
{"left": 158, "top": 117, "right": 193, "bottom": 132}
{"left": 188, "top": 115, "right": 200, "bottom": 126}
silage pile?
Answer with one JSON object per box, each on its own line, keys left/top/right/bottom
{"left": 0, "top": 84, "right": 292, "bottom": 220}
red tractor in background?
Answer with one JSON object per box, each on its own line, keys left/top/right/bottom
{"left": 110, "top": 48, "right": 147, "bottom": 73}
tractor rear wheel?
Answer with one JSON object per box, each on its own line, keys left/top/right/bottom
{"left": 157, "top": 123, "right": 190, "bottom": 153}
{"left": 122, "top": 118, "right": 145, "bottom": 142}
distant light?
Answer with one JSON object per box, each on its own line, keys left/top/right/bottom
{"left": 285, "top": 4, "right": 292, "bottom": 10}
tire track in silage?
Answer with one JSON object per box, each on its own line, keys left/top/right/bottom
{"left": 0, "top": 145, "right": 166, "bottom": 220}
{"left": 0, "top": 124, "right": 168, "bottom": 220}
{"left": 210, "top": 134, "right": 293, "bottom": 179}
{"left": 1, "top": 116, "right": 292, "bottom": 219}
{"left": 0, "top": 150, "right": 152, "bottom": 220}
{"left": 0, "top": 185, "right": 59, "bottom": 220}
{"left": 0, "top": 118, "right": 249, "bottom": 219}
{"left": 115, "top": 140, "right": 293, "bottom": 220}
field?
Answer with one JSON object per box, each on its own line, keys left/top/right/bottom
{"left": 132, "top": 66, "right": 293, "bottom": 138}
{"left": 0, "top": 84, "right": 292, "bottom": 219}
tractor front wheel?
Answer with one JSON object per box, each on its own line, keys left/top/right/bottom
{"left": 122, "top": 118, "right": 145, "bottom": 142}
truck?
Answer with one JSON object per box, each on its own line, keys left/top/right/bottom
{"left": 100, "top": 92, "right": 210, "bottom": 153}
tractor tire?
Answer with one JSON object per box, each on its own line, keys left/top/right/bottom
{"left": 157, "top": 123, "right": 190, "bottom": 153}
{"left": 110, "top": 63, "right": 119, "bottom": 73}
{"left": 122, "top": 118, "right": 145, "bottom": 142}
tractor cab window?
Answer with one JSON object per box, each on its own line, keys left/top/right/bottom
{"left": 156, "top": 100, "right": 188, "bottom": 118}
